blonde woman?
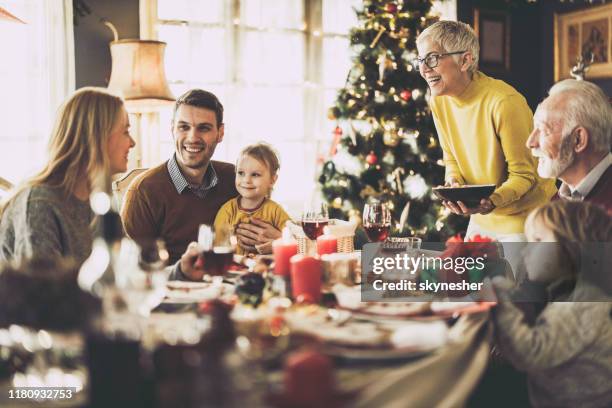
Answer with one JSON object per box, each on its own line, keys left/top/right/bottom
{"left": 415, "top": 21, "right": 556, "bottom": 241}
{"left": 0, "top": 87, "right": 135, "bottom": 265}
{"left": 493, "top": 201, "right": 612, "bottom": 408}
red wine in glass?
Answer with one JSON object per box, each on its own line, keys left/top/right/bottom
{"left": 302, "top": 201, "right": 329, "bottom": 241}
{"left": 363, "top": 201, "right": 392, "bottom": 242}
{"left": 364, "top": 224, "right": 391, "bottom": 242}
{"left": 301, "top": 220, "right": 329, "bottom": 240}
{"left": 198, "top": 248, "right": 233, "bottom": 276}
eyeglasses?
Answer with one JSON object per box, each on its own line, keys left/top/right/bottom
{"left": 414, "top": 51, "right": 467, "bottom": 69}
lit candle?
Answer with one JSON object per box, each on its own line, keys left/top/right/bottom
{"left": 272, "top": 227, "right": 298, "bottom": 277}
{"left": 290, "top": 254, "right": 322, "bottom": 303}
{"left": 316, "top": 234, "right": 337, "bottom": 255}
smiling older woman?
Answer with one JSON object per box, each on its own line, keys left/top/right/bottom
{"left": 0, "top": 87, "right": 135, "bottom": 266}
{"left": 415, "top": 21, "right": 556, "bottom": 243}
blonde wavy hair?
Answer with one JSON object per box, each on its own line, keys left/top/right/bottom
{"left": 527, "top": 201, "right": 612, "bottom": 274}
{"left": 0, "top": 87, "right": 124, "bottom": 216}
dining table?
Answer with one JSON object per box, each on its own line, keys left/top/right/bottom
{"left": 0, "top": 248, "right": 498, "bottom": 408}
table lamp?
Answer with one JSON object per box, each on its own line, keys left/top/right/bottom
{"left": 105, "top": 22, "right": 175, "bottom": 167}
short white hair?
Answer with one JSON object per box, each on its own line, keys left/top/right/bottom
{"left": 416, "top": 21, "right": 479, "bottom": 73}
{"left": 548, "top": 79, "right": 611, "bottom": 154}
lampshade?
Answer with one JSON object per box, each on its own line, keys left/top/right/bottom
{"left": 107, "top": 39, "right": 175, "bottom": 112}
{"left": 0, "top": 6, "right": 26, "bottom": 23}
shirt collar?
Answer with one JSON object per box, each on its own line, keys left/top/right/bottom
{"left": 559, "top": 153, "right": 612, "bottom": 201}
{"left": 167, "top": 154, "right": 219, "bottom": 198}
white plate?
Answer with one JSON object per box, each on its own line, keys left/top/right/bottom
{"left": 164, "top": 282, "right": 234, "bottom": 303}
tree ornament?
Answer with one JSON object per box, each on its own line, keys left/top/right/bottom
{"left": 385, "top": 3, "right": 398, "bottom": 13}
{"left": 369, "top": 26, "right": 386, "bottom": 48}
{"left": 383, "top": 130, "right": 400, "bottom": 147}
{"left": 327, "top": 108, "right": 336, "bottom": 120}
{"left": 329, "top": 125, "right": 343, "bottom": 156}
{"left": 332, "top": 197, "right": 343, "bottom": 209}
{"left": 391, "top": 167, "right": 405, "bottom": 194}
{"left": 366, "top": 151, "right": 378, "bottom": 165}
{"left": 400, "top": 89, "right": 412, "bottom": 101}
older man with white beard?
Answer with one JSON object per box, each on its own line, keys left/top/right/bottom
{"left": 526, "top": 80, "right": 612, "bottom": 214}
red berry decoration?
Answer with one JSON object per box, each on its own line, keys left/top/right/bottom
{"left": 333, "top": 126, "right": 343, "bottom": 136}
{"left": 385, "top": 3, "right": 398, "bottom": 13}
{"left": 400, "top": 89, "right": 412, "bottom": 101}
{"left": 366, "top": 151, "right": 378, "bottom": 165}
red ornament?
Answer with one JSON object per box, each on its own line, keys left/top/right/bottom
{"left": 400, "top": 89, "right": 412, "bottom": 101}
{"left": 366, "top": 151, "right": 378, "bottom": 165}
{"left": 385, "top": 3, "right": 398, "bottom": 13}
{"left": 333, "top": 126, "right": 343, "bottom": 136}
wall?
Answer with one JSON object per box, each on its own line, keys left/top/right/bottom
{"left": 457, "top": 0, "right": 611, "bottom": 110}
{"left": 73, "top": 0, "right": 140, "bottom": 88}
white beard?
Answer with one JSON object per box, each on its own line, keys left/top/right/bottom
{"left": 533, "top": 136, "right": 575, "bottom": 179}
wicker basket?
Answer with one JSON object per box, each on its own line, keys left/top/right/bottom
{"left": 296, "top": 234, "right": 355, "bottom": 254}
{"left": 287, "top": 219, "right": 356, "bottom": 254}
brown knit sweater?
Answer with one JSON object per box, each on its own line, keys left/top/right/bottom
{"left": 121, "top": 160, "right": 238, "bottom": 263}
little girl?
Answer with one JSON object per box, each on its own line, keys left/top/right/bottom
{"left": 492, "top": 200, "right": 612, "bottom": 408}
{"left": 214, "top": 143, "right": 291, "bottom": 255}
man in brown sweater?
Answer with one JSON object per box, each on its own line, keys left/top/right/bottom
{"left": 526, "top": 79, "right": 611, "bottom": 214}
{"left": 122, "top": 89, "right": 281, "bottom": 279}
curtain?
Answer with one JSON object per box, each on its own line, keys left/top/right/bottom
{"left": 0, "top": 0, "right": 75, "bottom": 185}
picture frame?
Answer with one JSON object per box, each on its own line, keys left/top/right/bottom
{"left": 554, "top": 3, "right": 612, "bottom": 81}
{"left": 473, "top": 9, "right": 511, "bottom": 73}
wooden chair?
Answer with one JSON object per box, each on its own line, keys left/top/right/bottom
{"left": 112, "top": 168, "right": 148, "bottom": 211}
{"left": 0, "top": 177, "right": 13, "bottom": 199}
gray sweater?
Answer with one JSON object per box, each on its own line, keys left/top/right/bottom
{"left": 0, "top": 185, "right": 93, "bottom": 266}
{"left": 494, "top": 283, "right": 612, "bottom": 408}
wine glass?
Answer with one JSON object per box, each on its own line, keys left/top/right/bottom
{"left": 301, "top": 201, "right": 329, "bottom": 241}
{"left": 363, "top": 200, "right": 392, "bottom": 242}
{"left": 197, "top": 224, "right": 235, "bottom": 280}
{"left": 114, "top": 238, "right": 169, "bottom": 318}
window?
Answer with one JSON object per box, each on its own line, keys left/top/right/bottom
{"left": 144, "top": 0, "right": 359, "bottom": 215}
{"left": 0, "top": 0, "right": 74, "bottom": 185}
{"left": 145, "top": 0, "right": 454, "bottom": 215}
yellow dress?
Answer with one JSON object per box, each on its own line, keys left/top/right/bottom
{"left": 214, "top": 197, "right": 291, "bottom": 255}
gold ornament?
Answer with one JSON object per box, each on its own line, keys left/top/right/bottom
{"left": 369, "top": 26, "right": 386, "bottom": 48}
{"left": 332, "top": 197, "right": 343, "bottom": 209}
{"left": 383, "top": 130, "right": 400, "bottom": 147}
{"left": 327, "top": 108, "right": 336, "bottom": 120}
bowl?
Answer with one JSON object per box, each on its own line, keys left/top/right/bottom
{"left": 432, "top": 184, "right": 496, "bottom": 207}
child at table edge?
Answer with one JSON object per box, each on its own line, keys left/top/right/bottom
{"left": 214, "top": 142, "right": 291, "bottom": 255}
{"left": 491, "top": 200, "right": 612, "bottom": 408}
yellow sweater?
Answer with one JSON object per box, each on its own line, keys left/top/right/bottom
{"left": 430, "top": 72, "right": 557, "bottom": 233}
{"left": 214, "top": 197, "right": 291, "bottom": 255}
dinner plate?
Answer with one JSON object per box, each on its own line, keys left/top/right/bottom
{"left": 432, "top": 184, "right": 496, "bottom": 207}
{"left": 164, "top": 281, "right": 234, "bottom": 303}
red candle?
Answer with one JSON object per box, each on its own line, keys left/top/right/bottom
{"left": 273, "top": 229, "right": 298, "bottom": 277}
{"left": 316, "top": 234, "right": 337, "bottom": 255}
{"left": 290, "top": 254, "right": 322, "bottom": 303}
{"left": 284, "top": 349, "right": 334, "bottom": 405}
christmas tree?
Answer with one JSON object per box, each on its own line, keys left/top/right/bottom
{"left": 318, "top": 0, "right": 467, "bottom": 242}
